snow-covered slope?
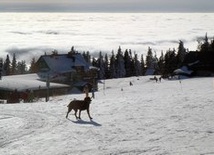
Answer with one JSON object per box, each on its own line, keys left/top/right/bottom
{"left": 1, "top": 76, "right": 214, "bottom": 155}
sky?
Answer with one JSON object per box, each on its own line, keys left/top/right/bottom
{"left": 0, "top": 0, "right": 214, "bottom": 12}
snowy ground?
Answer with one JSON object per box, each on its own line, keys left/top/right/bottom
{"left": 1, "top": 76, "right": 214, "bottom": 155}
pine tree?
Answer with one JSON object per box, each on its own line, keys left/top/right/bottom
{"left": 134, "top": 53, "right": 142, "bottom": 76}
{"left": 109, "top": 51, "right": 117, "bottom": 78}
{"left": 124, "top": 49, "right": 132, "bottom": 77}
{"left": 29, "top": 57, "right": 37, "bottom": 73}
{"left": 104, "top": 54, "right": 110, "bottom": 79}
{"left": 164, "top": 49, "right": 177, "bottom": 75}
{"left": 86, "top": 51, "right": 91, "bottom": 63}
{"left": 198, "top": 33, "right": 210, "bottom": 53}
{"left": 158, "top": 51, "right": 165, "bottom": 75}
{"left": 71, "top": 46, "right": 75, "bottom": 53}
{"left": 177, "top": 40, "right": 187, "bottom": 67}
{"left": 3, "top": 55, "right": 11, "bottom": 75}
{"left": 128, "top": 49, "right": 136, "bottom": 76}
{"left": 211, "top": 38, "right": 214, "bottom": 50}
{"left": 201, "top": 33, "right": 209, "bottom": 52}
{"left": 140, "top": 54, "right": 145, "bottom": 75}
{"left": 17, "top": 60, "right": 27, "bottom": 74}
{"left": 97, "top": 52, "right": 105, "bottom": 79}
{"left": 153, "top": 52, "right": 159, "bottom": 74}
{"left": 145, "top": 47, "right": 153, "bottom": 69}
{"left": 115, "top": 46, "right": 126, "bottom": 78}
{"left": 11, "top": 53, "right": 17, "bottom": 75}
{"left": 92, "top": 57, "right": 97, "bottom": 67}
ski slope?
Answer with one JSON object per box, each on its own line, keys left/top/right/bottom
{"left": 1, "top": 76, "right": 214, "bottom": 155}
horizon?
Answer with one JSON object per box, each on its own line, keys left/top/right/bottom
{"left": 0, "top": 0, "right": 214, "bottom": 13}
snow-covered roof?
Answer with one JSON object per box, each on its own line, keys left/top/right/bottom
{"left": 0, "top": 74, "right": 69, "bottom": 91}
{"left": 174, "top": 66, "right": 193, "bottom": 76}
{"left": 40, "top": 53, "right": 91, "bottom": 73}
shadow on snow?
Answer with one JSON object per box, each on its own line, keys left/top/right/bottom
{"left": 67, "top": 118, "right": 102, "bottom": 127}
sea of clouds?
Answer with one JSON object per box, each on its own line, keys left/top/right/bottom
{"left": 0, "top": 13, "right": 214, "bottom": 64}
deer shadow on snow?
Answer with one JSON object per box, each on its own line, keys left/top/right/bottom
{"left": 67, "top": 118, "right": 102, "bottom": 127}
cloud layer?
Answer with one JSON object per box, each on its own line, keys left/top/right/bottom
{"left": 0, "top": 13, "right": 214, "bottom": 65}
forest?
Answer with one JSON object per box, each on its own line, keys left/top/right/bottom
{"left": 0, "top": 34, "right": 214, "bottom": 80}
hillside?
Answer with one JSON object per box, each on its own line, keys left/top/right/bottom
{"left": 0, "top": 76, "right": 214, "bottom": 155}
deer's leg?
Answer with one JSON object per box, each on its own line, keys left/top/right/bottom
{"left": 66, "top": 108, "right": 72, "bottom": 118}
{"left": 78, "top": 110, "right": 82, "bottom": 119}
{"left": 74, "top": 109, "right": 78, "bottom": 119}
{"left": 87, "top": 108, "right": 92, "bottom": 119}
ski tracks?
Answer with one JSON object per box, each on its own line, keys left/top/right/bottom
{"left": 0, "top": 104, "right": 64, "bottom": 154}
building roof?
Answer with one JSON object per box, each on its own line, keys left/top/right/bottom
{"left": 39, "top": 53, "right": 91, "bottom": 74}
{"left": 0, "top": 74, "right": 69, "bottom": 92}
{"left": 174, "top": 66, "right": 193, "bottom": 76}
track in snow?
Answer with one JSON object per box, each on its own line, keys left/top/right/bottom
{"left": 0, "top": 106, "right": 63, "bottom": 148}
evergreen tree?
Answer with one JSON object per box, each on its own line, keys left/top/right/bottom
{"left": 11, "top": 53, "right": 17, "bottom": 75}
{"left": 104, "top": 54, "right": 110, "bottom": 79}
{"left": 124, "top": 49, "right": 132, "bottom": 77}
{"left": 82, "top": 51, "right": 91, "bottom": 64}
{"left": 86, "top": 51, "right": 91, "bottom": 64}
{"left": 145, "top": 47, "right": 159, "bottom": 74}
{"left": 29, "top": 57, "right": 37, "bottom": 73}
{"left": 97, "top": 52, "right": 105, "bottom": 79}
{"left": 177, "top": 40, "right": 187, "bottom": 67}
{"left": 128, "top": 49, "right": 136, "bottom": 76}
{"left": 198, "top": 33, "right": 210, "bottom": 53}
{"left": 70, "top": 46, "right": 75, "bottom": 53}
{"left": 130, "top": 58, "right": 135, "bottom": 76}
{"left": 211, "top": 38, "right": 214, "bottom": 50}
{"left": 145, "top": 47, "right": 153, "bottom": 69}
{"left": 164, "top": 49, "right": 177, "bottom": 75}
{"left": 115, "top": 46, "right": 126, "bottom": 78}
{"left": 17, "top": 60, "right": 27, "bottom": 74}
{"left": 109, "top": 51, "right": 117, "bottom": 78}
{"left": 201, "top": 33, "right": 209, "bottom": 52}
{"left": 140, "top": 54, "right": 145, "bottom": 75}
{"left": 82, "top": 51, "right": 87, "bottom": 61}
{"left": 134, "top": 53, "right": 142, "bottom": 76}
{"left": 153, "top": 52, "right": 159, "bottom": 74}
{"left": 92, "top": 57, "right": 97, "bottom": 67}
{"left": 158, "top": 51, "right": 165, "bottom": 75}
{"left": 3, "top": 55, "right": 11, "bottom": 75}
{"left": 210, "top": 38, "right": 214, "bottom": 52}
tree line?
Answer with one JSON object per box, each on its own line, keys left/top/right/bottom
{"left": 0, "top": 54, "right": 37, "bottom": 76}
{"left": 84, "top": 34, "right": 214, "bottom": 79}
{"left": 1, "top": 34, "right": 214, "bottom": 79}
{"left": 84, "top": 42, "right": 186, "bottom": 79}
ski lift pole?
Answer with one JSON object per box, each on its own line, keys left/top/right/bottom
{"left": 103, "top": 78, "right": 105, "bottom": 95}
{"left": 178, "top": 76, "right": 183, "bottom": 92}
{"left": 46, "top": 74, "right": 50, "bottom": 102}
